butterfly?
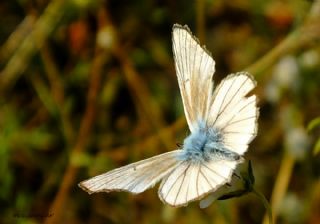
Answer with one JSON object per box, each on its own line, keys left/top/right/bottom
{"left": 78, "top": 24, "right": 259, "bottom": 207}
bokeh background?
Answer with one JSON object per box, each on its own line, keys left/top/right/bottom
{"left": 1, "top": 0, "right": 320, "bottom": 223}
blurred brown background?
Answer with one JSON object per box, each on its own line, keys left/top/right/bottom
{"left": 1, "top": 0, "right": 320, "bottom": 223}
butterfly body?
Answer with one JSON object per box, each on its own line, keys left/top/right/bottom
{"left": 178, "top": 120, "right": 241, "bottom": 163}
{"left": 79, "top": 24, "right": 259, "bottom": 207}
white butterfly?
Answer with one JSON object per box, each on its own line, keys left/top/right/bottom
{"left": 79, "top": 24, "right": 259, "bottom": 207}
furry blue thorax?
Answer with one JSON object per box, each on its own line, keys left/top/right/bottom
{"left": 178, "top": 121, "right": 240, "bottom": 163}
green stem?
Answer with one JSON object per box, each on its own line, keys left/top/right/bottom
{"left": 252, "top": 188, "right": 273, "bottom": 224}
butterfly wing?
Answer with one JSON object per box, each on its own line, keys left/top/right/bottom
{"left": 165, "top": 26, "right": 258, "bottom": 207}
{"left": 172, "top": 24, "right": 216, "bottom": 133}
{"left": 79, "top": 150, "right": 181, "bottom": 194}
{"left": 158, "top": 160, "right": 238, "bottom": 207}
{"left": 207, "top": 72, "right": 259, "bottom": 155}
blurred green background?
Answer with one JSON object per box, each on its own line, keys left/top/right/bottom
{"left": 1, "top": 0, "right": 320, "bottom": 223}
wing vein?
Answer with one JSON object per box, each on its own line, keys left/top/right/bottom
{"left": 196, "top": 164, "right": 201, "bottom": 197}
{"left": 174, "top": 163, "right": 191, "bottom": 205}
{"left": 220, "top": 98, "right": 255, "bottom": 131}
{"left": 212, "top": 76, "right": 249, "bottom": 125}
{"left": 202, "top": 163, "right": 229, "bottom": 181}
{"left": 164, "top": 162, "right": 188, "bottom": 200}
{"left": 199, "top": 165, "right": 215, "bottom": 188}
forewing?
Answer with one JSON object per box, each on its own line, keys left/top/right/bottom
{"left": 207, "top": 72, "right": 259, "bottom": 155}
{"left": 172, "top": 24, "right": 216, "bottom": 132}
{"left": 158, "top": 160, "right": 238, "bottom": 207}
{"left": 79, "top": 150, "right": 180, "bottom": 194}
